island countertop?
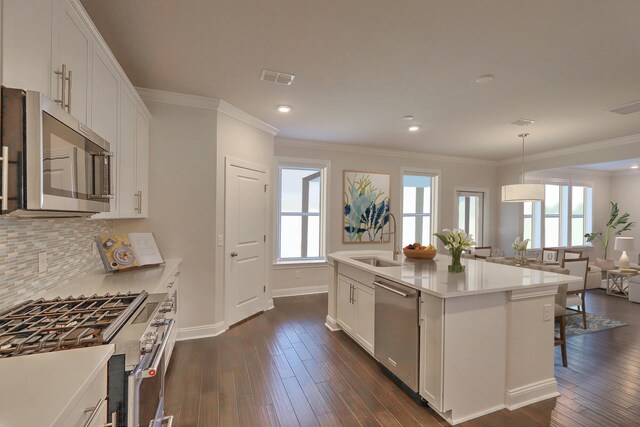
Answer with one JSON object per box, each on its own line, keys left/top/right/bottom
{"left": 329, "top": 250, "right": 581, "bottom": 298}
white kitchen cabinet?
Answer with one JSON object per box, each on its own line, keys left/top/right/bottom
{"left": 135, "top": 109, "right": 150, "bottom": 217}
{"left": 2, "top": 0, "right": 53, "bottom": 96}
{"left": 336, "top": 274, "right": 375, "bottom": 354}
{"left": 419, "top": 292, "right": 444, "bottom": 412}
{"left": 118, "top": 85, "right": 138, "bottom": 218}
{"left": 337, "top": 275, "right": 356, "bottom": 335}
{"left": 60, "top": 362, "right": 108, "bottom": 427}
{"left": 52, "top": 0, "right": 93, "bottom": 125}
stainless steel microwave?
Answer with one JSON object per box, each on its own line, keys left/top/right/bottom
{"left": 0, "top": 87, "right": 113, "bottom": 217}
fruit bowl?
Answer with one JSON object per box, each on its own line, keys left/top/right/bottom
{"left": 403, "top": 247, "right": 437, "bottom": 260}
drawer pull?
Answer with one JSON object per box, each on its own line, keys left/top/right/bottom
{"left": 83, "top": 398, "right": 105, "bottom": 427}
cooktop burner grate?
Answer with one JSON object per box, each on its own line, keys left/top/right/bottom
{"left": 0, "top": 292, "right": 145, "bottom": 358}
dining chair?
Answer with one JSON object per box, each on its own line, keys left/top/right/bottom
{"left": 562, "top": 257, "right": 589, "bottom": 329}
{"left": 541, "top": 248, "right": 560, "bottom": 263}
{"left": 555, "top": 282, "right": 569, "bottom": 367}
{"left": 473, "top": 246, "right": 492, "bottom": 260}
{"left": 563, "top": 249, "right": 583, "bottom": 260}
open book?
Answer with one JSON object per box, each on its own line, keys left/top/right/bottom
{"left": 95, "top": 233, "right": 164, "bottom": 272}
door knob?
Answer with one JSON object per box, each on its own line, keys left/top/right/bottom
{"left": 230, "top": 252, "right": 238, "bottom": 257}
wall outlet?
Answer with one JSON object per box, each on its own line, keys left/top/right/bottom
{"left": 92, "top": 241, "right": 98, "bottom": 256}
{"left": 295, "top": 270, "right": 301, "bottom": 279}
{"left": 38, "top": 252, "right": 47, "bottom": 274}
{"left": 543, "top": 303, "right": 552, "bottom": 321}
{"left": 217, "top": 235, "right": 224, "bottom": 247}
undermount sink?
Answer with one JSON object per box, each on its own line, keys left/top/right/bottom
{"left": 352, "top": 257, "right": 401, "bottom": 268}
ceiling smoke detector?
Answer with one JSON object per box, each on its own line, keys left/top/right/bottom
{"left": 260, "top": 69, "right": 296, "bottom": 86}
{"left": 510, "top": 118, "right": 536, "bottom": 126}
{"left": 609, "top": 100, "right": 640, "bottom": 115}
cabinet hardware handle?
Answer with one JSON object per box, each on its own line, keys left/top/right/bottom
{"left": 54, "top": 64, "right": 67, "bottom": 108}
{"left": 83, "top": 398, "right": 105, "bottom": 427}
{"left": 103, "top": 411, "right": 118, "bottom": 427}
{"left": 67, "top": 69, "right": 72, "bottom": 113}
{"left": 149, "top": 415, "right": 174, "bottom": 427}
{"left": 0, "top": 146, "right": 8, "bottom": 211}
{"left": 138, "top": 190, "right": 143, "bottom": 213}
{"left": 230, "top": 251, "right": 238, "bottom": 257}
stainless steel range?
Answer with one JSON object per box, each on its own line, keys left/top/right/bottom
{"left": 0, "top": 291, "right": 176, "bottom": 426}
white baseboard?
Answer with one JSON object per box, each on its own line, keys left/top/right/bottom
{"left": 176, "top": 321, "right": 227, "bottom": 341}
{"left": 506, "top": 378, "right": 559, "bottom": 410}
{"left": 325, "top": 315, "right": 341, "bottom": 331}
{"left": 434, "top": 404, "right": 506, "bottom": 425}
{"left": 272, "top": 284, "right": 328, "bottom": 298}
{"left": 266, "top": 299, "right": 275, "bottom": 310}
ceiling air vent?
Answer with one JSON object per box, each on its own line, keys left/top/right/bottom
{"left": 610, "top": 100, "right": 640, "bottom": 115}
{"left": 510, "top": 118, "right": 535, "bottom": 126}
{"left": 260, "top": 69, "right": 295, "bottom": 86}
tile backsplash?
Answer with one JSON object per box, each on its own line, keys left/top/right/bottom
{"left": 0, "top": 217, "right": 113, "bottom": 311}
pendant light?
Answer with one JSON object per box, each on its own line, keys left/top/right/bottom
{"left": 501, "top": 133, "right": 545, "bottom": 203}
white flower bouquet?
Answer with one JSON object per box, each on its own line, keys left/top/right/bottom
{"left": 434, "top": 229, "right": 475, "bottom": 272}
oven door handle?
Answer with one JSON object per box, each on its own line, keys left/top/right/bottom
{"left": 137, "top": 319, "right": 175, "bottom": 379}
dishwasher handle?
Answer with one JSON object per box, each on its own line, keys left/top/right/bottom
{"left": 372, "top": 280, "right": 414, "bottom": 298}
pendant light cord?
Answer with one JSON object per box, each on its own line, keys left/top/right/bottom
{"left": 519, "top": 133, "right": 529, "bottom": 185}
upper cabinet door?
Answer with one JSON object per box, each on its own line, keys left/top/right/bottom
{"left": 52, "top": 0, "right": 92, "bottom": 125}
{"left": 2, "top": 0, "right": 54, "bottom": 95}
{"left": 135, "top": 110, "right": 149, "bottom": 217}
{"left": 118, "top": 85, "right": 138, "bottom": 218}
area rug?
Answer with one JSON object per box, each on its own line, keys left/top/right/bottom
{"left": 555, "top": 313, "right": 627, "bottom": 336}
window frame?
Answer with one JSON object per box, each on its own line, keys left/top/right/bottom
{"left": 400, "top": 167, "right": 440, "bottom": 247}
{"left": 454, "top": 187, "right": 489, "bottom": 246}
{"left": 275, "top": 157, "right": 331, "bottom": 265}
{"left": 522, "top": 178, "right": 592, "bottom": 249}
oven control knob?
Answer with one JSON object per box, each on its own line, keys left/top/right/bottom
{"left": 142, "top": 340, "right": 154, "bottom": 353}
{"left": 151, "top": 319, "right": 166, "bottom": 327}
{"left": 159, "top": 302, "right": 174, "bottom": 313}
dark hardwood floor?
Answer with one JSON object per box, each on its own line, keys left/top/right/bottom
{"left": 165, "top": 290, "right": 640, "bottom": 426}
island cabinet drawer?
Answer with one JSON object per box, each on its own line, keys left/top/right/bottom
{"left": 337, "top": 263, "right": 375, "bottom": 289}
{"left": 58, "top": 363, "right": 108, "bottom": 427}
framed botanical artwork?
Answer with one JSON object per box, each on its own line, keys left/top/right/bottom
{"left": 343, "top": 170, "right": 391, "bottom": 243}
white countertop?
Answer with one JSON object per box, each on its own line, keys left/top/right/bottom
{"left": 40, "top": 258, "right": 181, "bottom": 299}
{"left": 329, "top": 250, "right": 581, "bottom": 298}
{"left": 0, "top": 345, "right": 114, "bottom": 427}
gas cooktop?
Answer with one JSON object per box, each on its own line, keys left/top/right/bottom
{"left": 0, "top": 292, "right": 146, "bottom": 358}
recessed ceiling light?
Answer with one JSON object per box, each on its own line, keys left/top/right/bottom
{"left": 408, "top": 125, "right": 421, "bottom": 132}
{"left": 403, "top": 115, "right": 415, "bottom": 121}
{"left": 510, "top": 118, "right": 535, "bottom": 126}
{"left": 475, "top": 74, "right": 494, "bottom": 84}
{"left": 277, "top": 105, "right": 292, "bottom": 113}
{"left": 631, "top": 164, "right": 639, "bottom": 169}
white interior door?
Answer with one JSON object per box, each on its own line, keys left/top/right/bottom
{"left": 225, "top": 160, "right": 267, "bottom": 326}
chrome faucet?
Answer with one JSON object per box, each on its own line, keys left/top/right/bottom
{"left": 381, "top": 212, "right": 401, "bottom": 261}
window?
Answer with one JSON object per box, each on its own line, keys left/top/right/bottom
{"left": 456, "top": 191, "right": 484, "bottom": 244}
{"left": 523, "top": 181, "right": 592, "bottom": 249}
{"left": 402, "top": 173, "right": 435, "bottom": 246}
{"left": 277, "top": 164, "right": 327, "bottom": 262}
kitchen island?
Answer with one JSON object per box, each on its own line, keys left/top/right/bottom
{"left": 327, "top": 250, "right": 581, "bottom": 425}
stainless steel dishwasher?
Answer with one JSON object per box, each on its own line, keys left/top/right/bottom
{"left": 373, "top": 276, "right": 420, "bottom": 393}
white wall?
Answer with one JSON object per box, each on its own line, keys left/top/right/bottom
{"left": 214, "top": 111, "right": 275, "bottom": 324}
{"left": 273, "top": 138, "right": 499, "bottom": 293}
{"left": 115, "top": 101, "right": 218, "bottom": 331}
{"left": 609, "top": 171, "right": 640, "bottom": 264}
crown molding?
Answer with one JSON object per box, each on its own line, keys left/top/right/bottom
{"left": 135, "top": 87, "right": 279, "bottom": 136}
{"left": 498, "top": 133, "right": 640, "bottom": 166}
{"left": 275, "top": 138, "right": 498, "bottom": 167}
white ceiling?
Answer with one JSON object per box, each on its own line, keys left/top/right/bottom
{"left": 80, "top": 0, "right": 640, "bottom": 161}
{"left": 573, "top": 158, "right": 640, "bottom": 172}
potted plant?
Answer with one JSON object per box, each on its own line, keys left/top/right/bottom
{"left": 585, "top": 202, "right": 635, "bottom": 270}
{"left": 434, "top": 229, "right": 475, "bottom": 273}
